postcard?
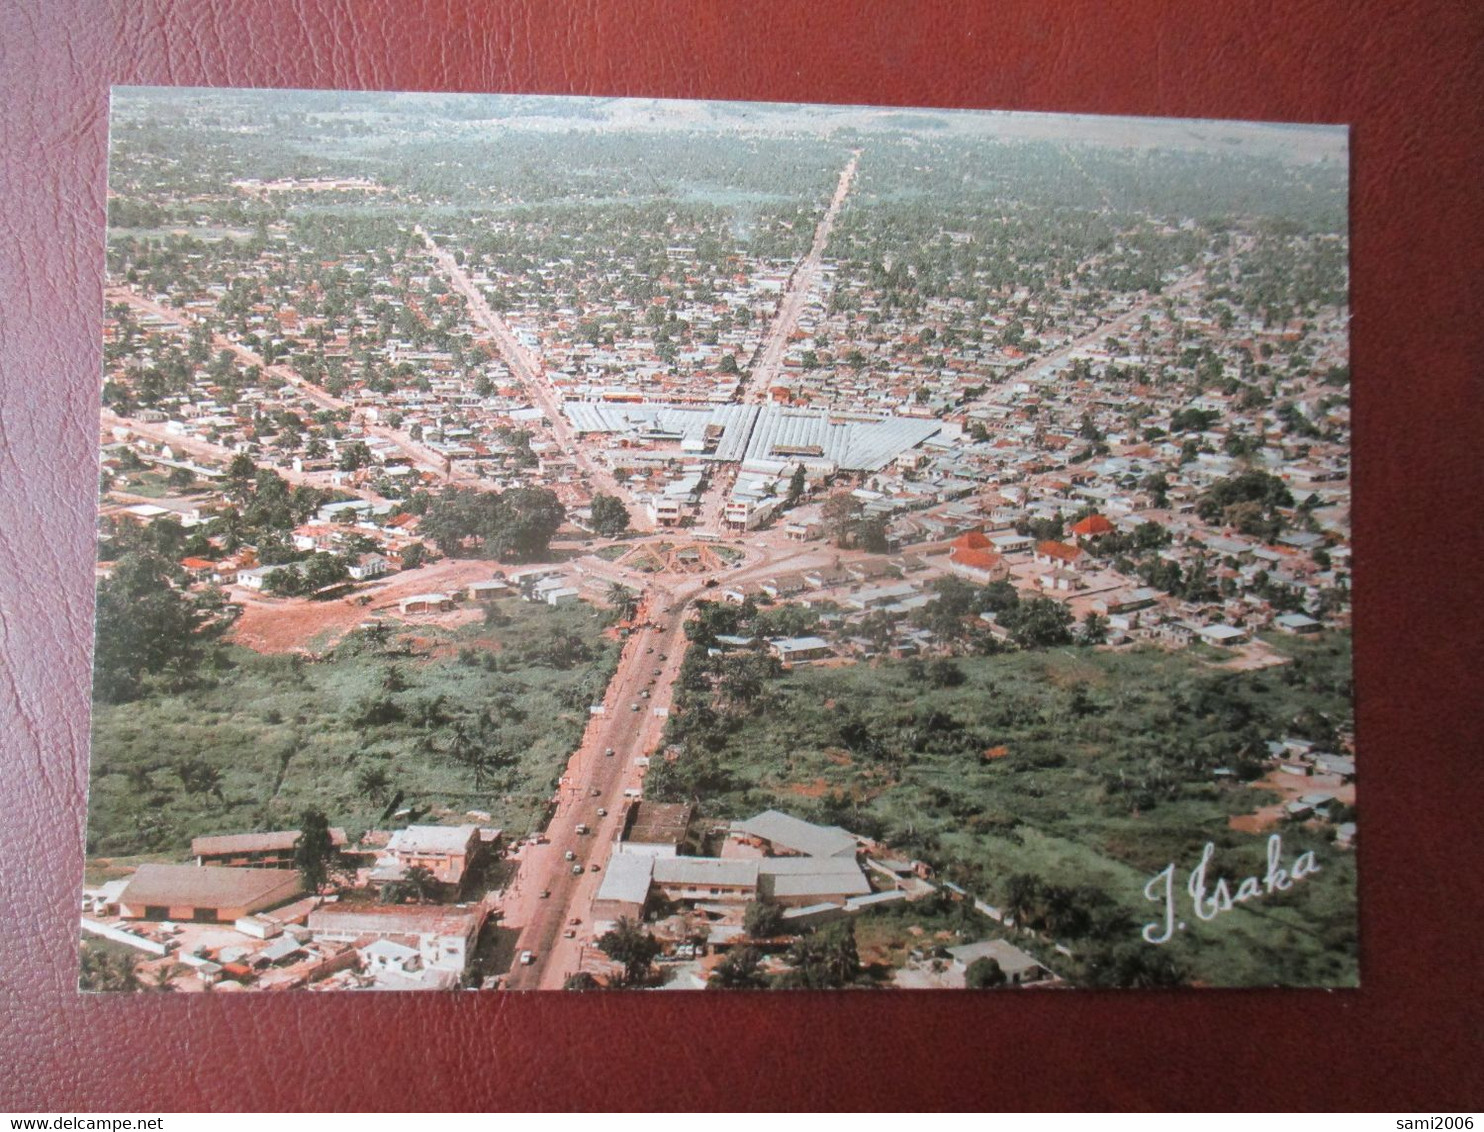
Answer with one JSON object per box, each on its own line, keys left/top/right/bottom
{"left": 82, "top": 89, "right": 1353, "bottom": 992}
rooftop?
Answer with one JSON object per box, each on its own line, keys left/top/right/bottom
{"left": 946, "top": 938, "right": 1045, "bottom": 976}
{"left": 307, "top": 904, "right": 480, "bottom": 937}
{"left": 386, "top": 825, "right": 479, "bottom": 855}
{"left": 734, "top": 810, "right": 858, "bottom": 859}
{"left": 594, "top": 853, "right": 656, "bottom": 906}
{"left": 624, "top": 802, "right": 694, "bottom": 848}
{"left": 120, "top": 864, "right": 304, "bottom": 912}
{"left": 192, "top": 828, "right": 348, "bottom": 857}
{"left": 652, "top": 857, "right": 760, "bottom": 888}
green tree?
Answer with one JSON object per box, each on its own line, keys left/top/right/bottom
{"left": 709, "top": 946, "right": 767, "bottom": 989}
{"left": 965, "top": 956, "right": 1008, "bottom": 988}
{"left": 821, "top": 492, "right": 864, "bottom": 548}
{"left": 589, "top": 493, "right": 632, "bottom": 538}
{"left": 785, "top": 463, "right": 807, "bottom": 508}
{"left": 294, "top": 808, "right": 338, "bottom": 894}
{"left": 1001, "top": 597, "right": 1075, "bottom": 649}
{"left": 608, "top": 582, "right": 638, "bottom": 621}
{"left": 743, "top": 899, "right": 785, "bottom": 939}
{"left": 1077, "top": 941, "right": 1185, "bottom": 988}
{"left": 1081, "top": 612, "right": 1109, "bottom": 645}
{"left": 382, "top": 864, "right": 441, "bottom": 905}
{"left": 79, "top": 943, "right": 142, "bottom": 992}
{"left": 487, "top": 487, "right": 566, "bottom": 562}
{"left": 337, "top": 440, "right": 373, "bottom": 472}
{"left": 92, "top": 551, "right": 213, "bottom": 703}
{"left": 775, "top": 920, "right": 861, "bottom": 989}
{"left": 597, "top": 917, "right": 662, "bottom": 987}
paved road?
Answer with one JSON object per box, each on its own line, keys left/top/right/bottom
{"left": 741, "top": 149, "right": 861, "bottom": 404}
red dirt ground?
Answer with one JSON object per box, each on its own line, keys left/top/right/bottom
{"left": 1228, "top": 768, "right": 1355, "bottom": 832}
{"left": 227, "top": 558, "right": 510, "bottom": 654}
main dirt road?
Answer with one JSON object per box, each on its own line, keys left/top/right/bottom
{"left": 501, "top": 583, "right": 691, "bottom": 989}
{"left": 740, "top": 149, "right": 860, "bottom": 404}
{"left": 414, "top": 228, "right": 646, "bottom": 527}
{"left": 499, "top": 532, "right": 861, "bottom": 989}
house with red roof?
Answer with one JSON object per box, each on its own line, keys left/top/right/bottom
{"left": 946, "top": 541, "right": 1010, "bottom": 584}
{"left": 1034, "top": 540, "right": 1086, "bottom": 570}
{"left": 1069, "top": 513, "right": 1115, "bottom": 540}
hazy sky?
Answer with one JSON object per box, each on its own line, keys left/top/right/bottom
{"left": 116, "top": 88, "right": 1348, "bottom": 163}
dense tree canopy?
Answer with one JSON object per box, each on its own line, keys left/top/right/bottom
{"left": 589, "top": 493, "right": 631, "bottom": 538}
{"left": 92, "top": 551, "right": 221, "bottom": 703}
{"left": 422, "top": 485, "right": 566, "bottom": 561}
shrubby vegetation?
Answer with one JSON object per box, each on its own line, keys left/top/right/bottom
{"left": 652, "top": 630, "right": 1356, "bottom": 986}
{"left": 87, "top": 602, "right": 620, "bottom": 857}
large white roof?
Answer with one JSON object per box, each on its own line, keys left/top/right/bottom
{"left": 563, "top": 401, "right": 940, "bottom": 472}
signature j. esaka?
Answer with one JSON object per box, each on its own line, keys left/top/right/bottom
{"left": 1142, "top": 834, "right": 1321, "bottom": 945}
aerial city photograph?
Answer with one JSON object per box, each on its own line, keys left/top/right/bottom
{"left": 82, "top": 89, "right": 1354, "bottom": 993}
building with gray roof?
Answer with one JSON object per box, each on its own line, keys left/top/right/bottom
{"left": 732, "top": 810, "right": 858, "bottom": 859}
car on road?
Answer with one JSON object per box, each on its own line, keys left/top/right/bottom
{"left": 604, "top": 747, "right": 615, "bottom": 757}
{"left": 590, "top": 864, "right": 601, "bottom": 872}
{"left": 575, "top": 823, "right": 589, "bottom": 835}
{"left": 640, "top": 690, "right": 650, "bottom": 699}
{"left": 630, "top": 702, "right": 640, "bottom": 712}
{"left": 658, "top": 653, "right": 667, "bottom": 661}
{"left": 596, "top": 807, "right": 607, "bottom": 817}
{"left": 590, "top": 787, "right": 601, "bottom": 797}
{"left": 568, "top": 918, "right": 582, "bottom": 926}
{"left": 539, "top": 890, "right": 551, "bottom": 899}
{"left": 519, "top": 950, "right": 535, "bottom": 965}
{"left": 653, "top": 668, "right": 662, "bottom": 676}
{"left": 564, "top": 849, "right": 576, "bottom": 860}
{"left": 571, "top": 863, "right": 583, "bottom": 875}
{"left": 562, "top": 929, "right": 576, "bottom": 939}
{"left": 646, "top": 646, "right": 654, "bottom": 654}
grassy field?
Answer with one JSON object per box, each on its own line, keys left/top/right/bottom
{"left": 87, "top": 599, "right": 621, "bottom": 858}
{"left": 654, "top": 630, "right": 1357, "bottom": 987}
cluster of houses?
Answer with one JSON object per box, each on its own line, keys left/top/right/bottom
{"left": 586, "top": 803, "right": 1052, "bottom": 987}
{"left": 81, "top": 822, "right": 501, "bottom": 991}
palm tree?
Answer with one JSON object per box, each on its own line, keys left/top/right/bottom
{"left": 1003, "top": 873, "right": 1043, "bottom": 932}
{"left": 382, "top": 864, "right": 440, "bottom": 905}
{"left": 608, "top": 582, "right": 638, "bottom": 621}
{"left": 146, "top": 962, "right": 185, "bottom": 992}
{"left": 79, "top": 945, "right": 141, "bottom": 993}
{"left": 709, "top": 947, "right": 766, "bottom": 990}
{"left": 597, "top": 917, "right": 661, "bottom": 987}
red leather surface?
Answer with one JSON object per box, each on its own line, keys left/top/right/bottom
{"left": 2, "top": 0, "right": 1480, "bottom": 1112}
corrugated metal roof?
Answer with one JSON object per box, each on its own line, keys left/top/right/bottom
{"left": 735, "top": 810, "right": 857, "bottom": 858}
{"left": 563, "top": 401, "right": 939, "bottom": 471}
{"left": 594, "top": 853, "right": 655, "bottom": 906}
